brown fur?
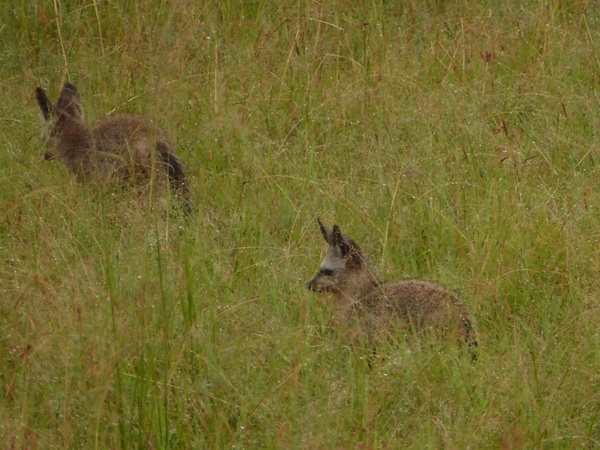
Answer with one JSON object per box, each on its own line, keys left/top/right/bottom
{"left": 307, "top": 219, "right": 477, "bottom": 353}
{"left": 36, "top": 83, "right": 191, "bottom": 212}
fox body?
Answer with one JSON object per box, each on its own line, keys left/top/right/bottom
{"left": 36, "top": 83, "right": 190, "bottom": 210}
{"left": 307, "top": 220, "right": 476, "bottom": 349}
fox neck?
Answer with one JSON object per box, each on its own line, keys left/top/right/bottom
{"left": 335, "top": 266, "right": 383, "bottom": 312}
{"left": 57, "top": 120, "right": 94, "bottom": 171}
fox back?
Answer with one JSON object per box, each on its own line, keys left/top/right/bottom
{"left": 307, "top": 219, "right": 477, "bottom": 350}
{"left": 36, "top": 83, "right": 190, "bottom": 211}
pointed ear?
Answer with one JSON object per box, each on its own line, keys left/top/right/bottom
{"left": 56, "top": 83, "right": 84, "bottom": 119}
{"left": 318, "top": 218, "right": 332, "bottom": 245}
{"left": 36, "top": 87, "right": 55, "bottom": 121}
{"left": 332, "top": 225, "right": 363, "bottom": 266}
{"left": 332, "top": 225, "right": 350, "bottom": 256}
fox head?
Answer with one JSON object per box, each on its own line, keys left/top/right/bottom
{"left": 36, "top": 83, "right": 91, "bottom": 162}
{"left": 306, "top": 219, "right": 369, "bottom": 296}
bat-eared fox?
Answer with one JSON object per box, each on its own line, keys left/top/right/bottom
{"left": 36, "top": 83, "right": 191, "bottom": 213}
{"left": 307, "top": 219, "right": 477, "bottom": 357}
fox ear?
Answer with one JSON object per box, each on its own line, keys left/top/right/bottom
{"left": 332, "top": 225, "right": 350, "bottom": 256}
{"left": 332, "top": 225, "right": 363, "bottom": 266}
{"left": 318, "top": 218, "right": 332, "bottom": 245}
{"left": 36, "top": 87, "right": 55, "bottom": 121}
{"left": 56, "top": 83, "right": 84, "bottom": 119}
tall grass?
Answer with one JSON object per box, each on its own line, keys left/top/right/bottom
{"left": 1, "top": 0, "right": 599, "bottom": 447}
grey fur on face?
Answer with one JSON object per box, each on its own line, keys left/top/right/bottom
{"left": 307, "top": 219, "right": 365, "bottom": 294}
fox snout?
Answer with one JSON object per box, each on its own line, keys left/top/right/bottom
{"left": 306, "top": 275, "right": 322, "bottom": 292}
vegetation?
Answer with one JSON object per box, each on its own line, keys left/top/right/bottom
{"left": 1, "top": 0, "right": 599, "bottom": 447}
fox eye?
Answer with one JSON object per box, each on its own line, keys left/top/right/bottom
{"left": 319, "top": 268, "right": 333, "bottom": 276}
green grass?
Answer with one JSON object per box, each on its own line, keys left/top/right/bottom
{"left": 1, "top": 0, "right": 599, "bottom": 447}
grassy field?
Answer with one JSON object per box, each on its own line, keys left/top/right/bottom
{"left": 1, "top": 0, "right": 599, "bottom": 447}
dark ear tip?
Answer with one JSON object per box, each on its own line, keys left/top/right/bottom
{"left": 318, "top": 218, "right": 331, "bottom": 243}
{"left": 35, "top": 87, "right": 52, "bottom": 118}
{"left": 317, "top": 217, "right": 328, "bottom": 231}
{"left": 63, "top": 83, "right": 77, "bottom": 93}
